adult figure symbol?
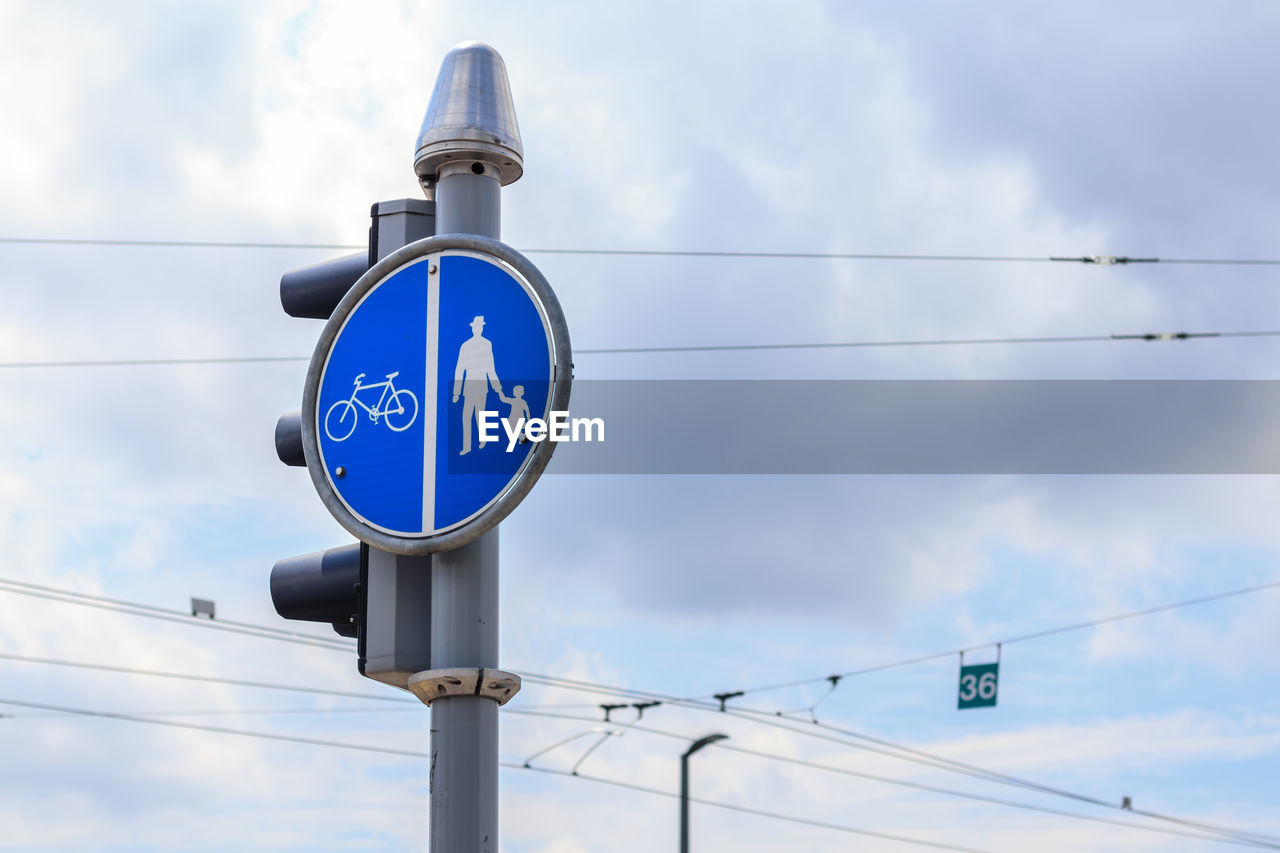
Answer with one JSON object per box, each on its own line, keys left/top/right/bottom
{"left": 452, "top": 314, "right": 504, "bottom": 455}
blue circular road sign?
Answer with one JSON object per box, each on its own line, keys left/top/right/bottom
{"left": 301, "top": 234, "right": 571, "bottom": 554}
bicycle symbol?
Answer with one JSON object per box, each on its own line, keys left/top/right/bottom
{"left": 324, "top": 371, "right": 419, "bottom": 442}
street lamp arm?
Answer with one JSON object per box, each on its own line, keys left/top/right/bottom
{"left": 681, "top": 733, "right": 729, "bottom": 853}
{"left": 683, "top": 733, "right": 730, "bottom": 759}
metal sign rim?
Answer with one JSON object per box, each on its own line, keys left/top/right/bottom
{"left": 300, "top": 233, "right": 572, "bottom": 555}
{"left": 313, "top": 250, "right": 557, "bottom": 541}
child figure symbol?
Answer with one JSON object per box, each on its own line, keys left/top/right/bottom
{"left": 500, "top": 385, "right": 530, "bottom": 440}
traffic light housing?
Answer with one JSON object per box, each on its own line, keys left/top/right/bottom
{"left": 271, "top": 199, "right": 437, "bottom": 689}
{"left": 279, "top": 252, "right": 369, "bottom": 319}
{"left": 270, "top": 543, "right": 364, "bottom": 639}
{"left": 268, "top": 543, "right": 433, "bottom": 687}
{"left": 279, "top": 198, "right": 436, "bottom": 320}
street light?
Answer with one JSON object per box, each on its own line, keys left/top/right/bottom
{"left": 680, "top": 733, "right": 728, "bottom": 853}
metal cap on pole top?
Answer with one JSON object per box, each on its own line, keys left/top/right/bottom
{"left": 414, "top": 41, "right": 525, "bottom": 196}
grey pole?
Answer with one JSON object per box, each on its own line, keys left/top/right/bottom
{"left": 680, "top": 733, "right": 728, "bottom": 853}
{"left": 415, "top": 42, "right": 524, "bottom": 853}
{"left": 429, "top": 531, "right": 499, "bottom": 851}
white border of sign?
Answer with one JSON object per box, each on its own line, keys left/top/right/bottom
{"left": 300, "top": 234, "right": 572, "bottom": 555}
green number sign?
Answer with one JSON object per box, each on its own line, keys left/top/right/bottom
{"left": 957, "top": 662, "right": 999, "bottom": 709}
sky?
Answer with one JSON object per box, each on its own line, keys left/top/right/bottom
{"left": 1, "top": 1, "right": 1279, "bottom": 851}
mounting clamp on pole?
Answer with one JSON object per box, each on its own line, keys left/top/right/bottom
{"left": 407, "top": 667, "right": 522, "bottom": 706}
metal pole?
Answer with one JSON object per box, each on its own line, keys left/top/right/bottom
{"left": 430, "top": 530, "right": 499, "bottom": 851}
{"left": 415, "top": 40, "right": 525, "bottom": 853}
{"left": 680, "top": 752, "right": 691, "bottom": 853}
{"left": 429, "top": 167, "right": 502, "bottom": 852}
{"left": 680, "top": 734, "right": 728, "bottom": 853}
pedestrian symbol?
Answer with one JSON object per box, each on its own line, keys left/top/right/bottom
{"left": 452, "top": 315, "right": 502, "bottom": 455}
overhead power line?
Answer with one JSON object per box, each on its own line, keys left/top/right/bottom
{"left": 0, "top": 237, "right": 362, "bottom": 250}
{"left": 575, "top": 329, "right": 1276, "bottom": 356}
{"left": 0, "top": 696, "right": 426, "bottom": 758}
{"left": 1, "top": 329, "right": 1277, "bottom": 370}
{"left": 0, "top": 356, "right": 309, "bottom": 369}
{"left": 0, "top": 705, "right": 412, "bottom": 719}
{"left": 709, "top": 577, "right": 1280, "bottom": 698}
{"left": 524, "top": 638, "right": 1280, "bottom": 850}
{"left": 3, "top": 235, "right": 1279, "bottom": 265}
{"left": 2, "top": 650, "right": 1254, "bottom": 847}
{"left": 0, "top": 577, "right": 352, "bottom": 651}
{"left": 786, "top": 714, "right": 1280, "bottom": 850}
{"left": 0, "top": 592, "right": 1064, "bottom": 817}
{"left": 0, "top": 586, "right": 665, "bottom": 711}
{"left": 511, "top": 763, "right": 996, "bottom": 853}
{"left": 0, "top": 652, "right": 414, "bottom": 704}
{"left": 6, "top": 647, "right": 1272, "bottom": 848}
{"left": 517, "top": 673, "right": 1280, "bottom": 848}
{"left": 0, "top": 694, "right": 991, "bottom": 853}
{"left": 9, "top": 655, "right": 1275, "bottom": 848}
{"left": 508, "top": 707, "right": 1274, "bottom": 849}
{"left": 7, "top": 579, "right": 1277, "bottom": 847}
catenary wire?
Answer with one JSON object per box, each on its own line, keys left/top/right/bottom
{"left": 0, "top": 696, "right": 427, "bottom": 757}
{"left": 709, "top": 707, "right": 1280, "bottom": 849}
{"left": 642, "top": 691, "right": 1280, "bottom": 850}
{"left": 0, "top": 329, "right": 1277, "bottom": 370}
{"left": 5, "top": 633, "right": 1134, "bottom": 836}
{"left": 508, "top": 762, "right": 997, "bottom": 853}
{"left": 6, "top": 580, "right": 1276, "bottom": 846}
{"left": 2, "top": 235, "right": 1279, "bottom": 265}
{"left": 0, "top": 581, "right": 347, "bottom": 650}
{"left": 0, "top": 576, "right": 351, "bottom": 644}
{"left": 517, "top": 673, "right": 1280, "bottom": 848}
{"left": 0, "top": 694, "right": 993, "bottom": 853}
{"left": 0, "top": 356, "right": 310, "bottom": 368}
{"left": 506, "top": 707, "right": 1278, "bottom": 849}
{"left": 13, "top": 645, "right": 1198, "bottom": 843}
{"left": 1, "top": 705, "right": 415, "bottom": 719}
{"left": 729, "top": 709, "right": 1280, "bottom": 848}
{"left": 791, "top": 714, "right": 1280, "bottom": 849}
{"left": 0, "top": 650, "right": 1254, "bottom": 848}
{"left": 0, "top": 577, "right": 352, "bottom": 651}
{"left": 0, "top": 652, "right": 415, "bottom": 703}
{"left": 0, "top": 237, "right": 365, "bottom": 250}
{"left": 535, "top": 627, "right": 1280, "bottom": 840}
{"left": 711, "top": 577, "right": 1280, "bottom": 698}
{"left": 520, "top": 694, "right": 1280, "bottom": 850}
{"left": 572, "top": 330, "right": 1268, "bottom": 355}
{"left": 0, "top": 583, "right": 663, "bottom": 707}
{"left": 7, "top": 651, "right": 1273, "bottom": 847}
{"left": 3, "top": 233, "right": 1275, "bottom": 837}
